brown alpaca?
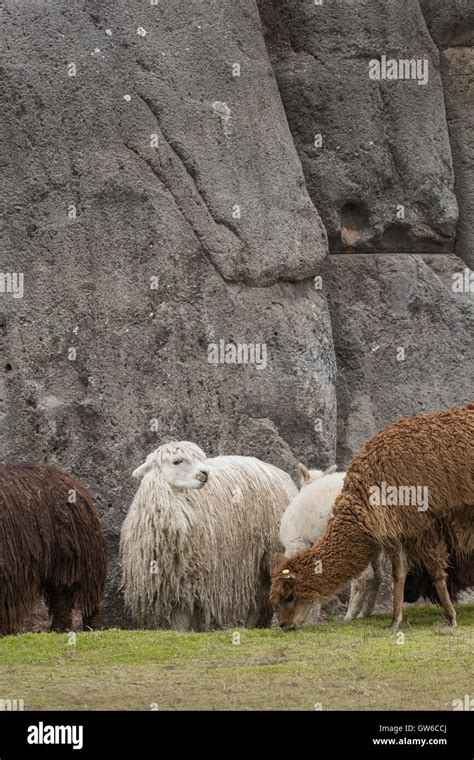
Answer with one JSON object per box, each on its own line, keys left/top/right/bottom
{"left": 0, "top": 464, "right": 107, "bottom": 634}
{"left": 270, "top": 402, "right": 474, "bottom": 629}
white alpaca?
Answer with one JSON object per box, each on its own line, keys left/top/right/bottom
{"left": 120, "top": 441, "right": 298, "bottom": 631}
{"left": 279, "top": 463, "right": 382, "bottom": 622}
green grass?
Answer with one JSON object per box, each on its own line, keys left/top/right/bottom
{"left": 1, "top": 606, "right": 473, "bottom": 710}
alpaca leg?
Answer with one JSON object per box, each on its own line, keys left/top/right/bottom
{"left": 253, "top": 600, "right": 274, "bottom": 628}
{"left": 253, "top": 571, "right": 274, "bottom": 628}
{"left": 255, "top": 601, "right": 274, "bottom": 628}
{"left": 360, "top": 554, "right": 383, "bottom": 618}
{"left": 431, "top": 577, "right": 457, "bottom": 626}
{"left": 345, "top": 564, "right": 373, "bottom": 621}
{"left": 46, "top": 587, "right": 74, "bottom": 632}
{"left": 83, "top": 608, "right": 103, "bottom": 631}
{"left": 248, "top": 560, "right": 276, "bottom": 628}
{"left": 422, "top": 551, "right": 457, "bottom": 626}
{"left": 170, "top": 609, "right": 193, "bottom": 631}
{"left": 304, "top": 603, "right": 321, "bottom": 625}
{"left": 389, "top": 549, "right": 407, "bottom": 630}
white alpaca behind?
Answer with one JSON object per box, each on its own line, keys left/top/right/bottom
{"left": 279, "top": 463, "right": 382, "bottom": 622}
{"left": 280, "top": 464, "right": 345, "bottom": 556}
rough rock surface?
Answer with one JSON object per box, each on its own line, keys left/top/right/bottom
{"left": 419, "top": 1, "right": 474, "bottom": 268}
{"left": 440, "top": 48, "right": 474, "bottom": 268}
{"left": 1, "top": 1, "right": 335, "bottom": 626}
{"left": 259, "top": 0, "right": 459, "bottom": 253}
{"left": 420, "top": 0, "right": 474, "bottom": 47}
{"left": 323, "top": 254, "right": 473, "bottom": 466}
{"left": 257, "top": 0, "right": 473, "bottom": 470}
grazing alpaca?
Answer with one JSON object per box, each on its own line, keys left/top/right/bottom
{"left": 280, "top": 464, "right": 382, "bottom": 622}
{"left": 0, "top": 464, "right": 106, "bottom": 634}
{"left": 120, "top": 441, "right": 297, "bottom": 630}
{"left": 270, "top": 402, "right": 474, "bottom": 629}
{"left": 285, "top": 463, "right": 470, "bottom": 621}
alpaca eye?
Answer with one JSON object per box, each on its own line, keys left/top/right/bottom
{"left": 172, "top": 459, "right": 184, "bottom": 465}
{"left": 284, "top": 594, "right": 295, "bottom": 604}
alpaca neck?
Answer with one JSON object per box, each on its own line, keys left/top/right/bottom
{"left": 301, "top": 513, "right": 378, "bottom": 600}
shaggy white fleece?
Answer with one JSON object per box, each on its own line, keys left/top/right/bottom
{"left": 280, "top": 467, "right": 346, "bottom": 557}
{"left": 120, "top": 442, "right": 297, "bottom": 630}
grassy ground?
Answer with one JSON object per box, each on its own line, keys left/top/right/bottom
{"left": 1, "top": 606, "right": 473, "bottom": 711}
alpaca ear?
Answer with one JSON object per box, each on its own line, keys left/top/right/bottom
{"left": 132, "top": 462, "right": 150, "bottom": 479}
{"left": 322, "top": 464, "right": 337, "bottom": 477}
{"left": 297, "top": 463, "right": 311, "bottom": 486}
{"left": 132, "top": 453, "right": 156, "bottom": 479}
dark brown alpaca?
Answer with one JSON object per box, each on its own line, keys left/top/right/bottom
{"left": 271, "top": 402, "right": 474, "bottom": 629}
{"left": 404, "top": 514, "right": 474, "bottom": 605}
{"left": 0, "top": 464, "right": 107, "bottom": 634}
{"left": 405, "top": 555, "right": 474, "bottom": 604}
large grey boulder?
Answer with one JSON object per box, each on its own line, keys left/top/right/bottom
{"left": 439, "top": 48, "right": 474, "bottom": 268}
{"left": 258, "top": 0, "right": 473, "bottom": 463}
{"left": 323, "top": 254, "right": 473, "bottom": 466}
{"left": 420, "top": 0, "right": 474, "bottom": 47}
{"left": 419, "top": 1, "right": 474, "bottom": 267}
{"left": 258, "top": 0, "right": 458, "bottom": 253}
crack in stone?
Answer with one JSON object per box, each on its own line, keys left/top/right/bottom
{"left": 124, "top": 141, "right": 225, "bottom": 280}
{"left": 125, "top": 140, "right": 314, "bottom": 289}
{"left": 129, "top": 77, "right": 323, "bottom": 286}
{"left": 136, "top": 92, "right": 242, "bottom": 245}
